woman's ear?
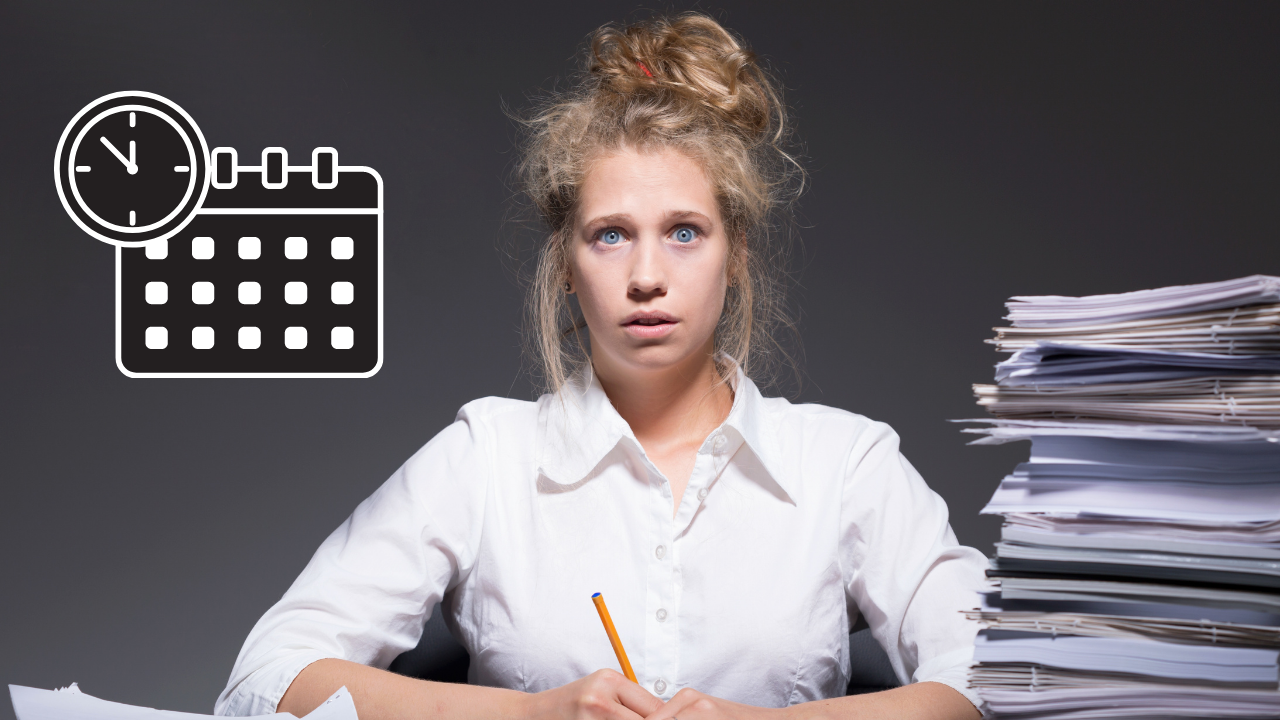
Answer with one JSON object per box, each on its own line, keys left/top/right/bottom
{"left": 562, "top": 247, "right": 576, "bottom": 294}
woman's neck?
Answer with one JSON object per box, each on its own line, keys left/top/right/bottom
{"left": 591, "top": 342, "right": 734, "bottom": 459}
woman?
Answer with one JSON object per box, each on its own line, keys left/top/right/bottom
{"left": 216, "top": 13, "right": 986, "bottom": 720}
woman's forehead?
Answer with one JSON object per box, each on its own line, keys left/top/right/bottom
{"left": 578, "top": 146, "right": 718, "bottom": 224}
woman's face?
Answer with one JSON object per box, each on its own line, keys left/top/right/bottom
{"left": 569, "top": 145, "right": 730, "bottom": 377}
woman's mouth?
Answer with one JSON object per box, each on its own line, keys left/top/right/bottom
{"left": 622, "top": 311, "right": 678, "bottom": 338}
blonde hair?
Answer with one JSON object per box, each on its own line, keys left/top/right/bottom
{"left": 515, "top": 12, "right": 803, "bottom": 394}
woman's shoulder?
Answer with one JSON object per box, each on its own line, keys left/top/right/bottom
{"left": 455, "top": 395, "right": 540, "bottom": 425}
{"left": 750, "top": 392, "right": 899, "bottom": 447}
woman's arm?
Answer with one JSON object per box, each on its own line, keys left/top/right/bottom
{"left": 279, "top": 659, "right": 664, "bottom": 720}
{"left": 834, "top": 421, "right": 990, "bottom": 716}
{"left": 278, "top": 659, "right": 524, "bottom": 719}
{"left": 635, "top": 681, "right": 980, "bottom": 720}
{"left": 786, "top": 682, "right": 982, "bottom": 720}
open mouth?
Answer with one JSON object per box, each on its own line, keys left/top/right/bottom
{"left": 622, "top": 311, "right": 678, "bottom": 334}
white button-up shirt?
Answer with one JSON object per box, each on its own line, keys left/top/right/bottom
{"left": 216, "top": 366, "right": 987, "bottom": 716}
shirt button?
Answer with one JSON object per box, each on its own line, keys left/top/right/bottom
{"left": 697, "top": 487, "right": 708, "bottom": 501}
{"left": 712, "top": 434, "right": 727, "bottom": 451}
{"left": 656, "top": 608, "right": 667, "bottom": 622}
{"left": 654, "top": 678, "right": 667, "bottom": 695}
{"left": 655, "top": 544, "right": 666, "bottom": 559}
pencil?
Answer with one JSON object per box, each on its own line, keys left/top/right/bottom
{"left": 591, "top": 592, "right": 638, "bottom": 683}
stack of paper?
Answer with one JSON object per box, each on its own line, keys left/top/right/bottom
{"left": 960, "top": 277, "right": 1280, "bottom": 719}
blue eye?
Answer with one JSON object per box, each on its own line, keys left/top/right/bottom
{"left": 600, "top": 229, "right": 623, "bottom": 245}
{"left": 674, "top": 227, "right": 697, "bottom": 243}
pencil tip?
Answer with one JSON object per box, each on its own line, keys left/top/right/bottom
{"left": 592, "top": 592, "right": 601, "bottom": 598}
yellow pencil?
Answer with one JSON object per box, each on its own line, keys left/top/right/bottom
{"left": 591, "top": 592, "right": 638, "bottom": 683}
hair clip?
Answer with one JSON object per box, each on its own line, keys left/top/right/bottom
{"left": 637, "top": 61, "right": 654, "bottom": 78}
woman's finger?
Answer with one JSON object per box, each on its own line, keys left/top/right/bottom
{"left": 642, "top": 689, "right": 699, "bottom": 720}
{"left": 614, "top": 679, "right": 666, "bottom": 717}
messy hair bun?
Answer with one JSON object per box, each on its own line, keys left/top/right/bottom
{"left": 517, "top": 12, "right": 803, "bottom": 394}
{"left": 589, "top": 14, "right": 780, "bottom": 144}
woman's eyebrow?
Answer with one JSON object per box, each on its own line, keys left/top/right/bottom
{"left": 665, "top": 210, "right": 712, "bottom": 225}
{"left": 581, "top": 213, "right": 634, "bottom": 229}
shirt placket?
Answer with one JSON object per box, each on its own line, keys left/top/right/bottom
{"left": 640, "top": 429, "right": 739, "bottom": 700}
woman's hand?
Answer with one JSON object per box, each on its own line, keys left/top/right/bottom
{"left": 642, "top": 688, "right": 783, "bottom": 720}
{"left": 525, "top": 669, "right": 667, "bottom": 720}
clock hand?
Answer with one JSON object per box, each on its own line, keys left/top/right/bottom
{"left": 100, "top": 136, "right": 138, "bottom": 174}
{"left": 129, "top": 140, "right": 137, "bottom": 175}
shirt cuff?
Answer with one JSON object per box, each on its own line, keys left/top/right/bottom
{"left": 914, "top": 648, "right": 989, "bottom": 718}
{"left": 921, "top": 666, "right": 988, "bottom": 717}
{"left": 216, "top": 650, "right": 334, "bottom": 716}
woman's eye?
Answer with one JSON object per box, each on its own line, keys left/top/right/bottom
{"left": 673, "top": 227, "right": 697, "bottom": 243}
{"left": 600, "top": 229, "right": 624, "bottom": 245}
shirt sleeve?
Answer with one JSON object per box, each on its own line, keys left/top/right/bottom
{"left": 838, "top": 420, "right": 990, "bottom": 717}
{"left": 214, "top": 405, "right": 492, "bottom": 716}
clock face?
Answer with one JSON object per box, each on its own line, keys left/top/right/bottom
{"left": 55, "top": 92, "right": 209, "bottom": 246}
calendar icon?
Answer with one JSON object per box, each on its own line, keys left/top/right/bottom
{"left": 55, "top": 92, "right": 383, "bottom": 378}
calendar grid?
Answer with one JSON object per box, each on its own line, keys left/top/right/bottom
{"left": 115, "top": 161, "right": 383, "bottom": 378}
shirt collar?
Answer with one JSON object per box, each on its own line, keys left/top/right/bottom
{"left": 536, "top": 357, "right": 795, "bottom": 503}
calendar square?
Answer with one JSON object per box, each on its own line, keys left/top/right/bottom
{"left": 145, "top": 281, "right": 168, "bottom": 305}
{"left": 284, "top": 236, "right": 308, "bottom": 260}
{"left": 192, "top": 237, "right": 216, "bottom": 260}
{"left": 192, "top": 281, "right": 215, "bottom": 305}
{"left": 331, "top": 236, "right": 354, "bottom": 260}
{"left": 145, "top": 326, "right": 168, "bottom": 349}
{"left": 238, "top": 237, "right": 261, "bottom": 260}
{"left": 284, "top": 281, "right": 308, "bottom": 305}
{"left": 284, "top": 326, "right": 308, "bottom": 349}
{"left": 238, "top": 326, "right": 261, "bottom": 350}
{"left": 192, "top": 326, "right": 215, "bottom": 349}
{"left": 332, "top": 326, "right": 354, "bottom": 350}
{"left": 238, "top": 281, "right": 261, "bottom": 305}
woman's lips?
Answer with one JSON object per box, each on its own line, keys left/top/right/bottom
{"left": 622, "top": 312, "right": 678, "bottom": 339}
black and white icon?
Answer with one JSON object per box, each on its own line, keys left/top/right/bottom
{"left": 55, "top": 91, "right": 383, "bottom": 378}
{"left": 55, "top": 91, "right": 210, "bottom": 247}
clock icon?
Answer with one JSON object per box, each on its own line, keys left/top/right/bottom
{"left": 55, "top": 91, "right": 210, "bottom": 247}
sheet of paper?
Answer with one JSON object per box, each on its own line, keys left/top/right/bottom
{"left": 990, "top": 302, "right": 1280, "bottom": 353}
{"left": 994, "top": 343, "right": 1280, "bottom": 386}
{"left": 954, "top": 418, "right": 1280, "bottom": 444}
{"left": 1003, "top": 274, "right": 1280, "bottom": 327}
{"left": 976, "top": 682, "right": 1280, "bottom": 719}
{"left": 8, "top": 685, "right": 357, "bottom": 720}
{"left": 982, "top": 478, "right": 1280, "bottom": 523}
{"left": 994, "top": 575, "right": 1280, "bottom": 614}
{"left": 973, "top": 630, "right": 1280, "bottom": 684}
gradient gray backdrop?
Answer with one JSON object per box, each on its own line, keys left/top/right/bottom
{"left": 3, "top": 1, "right": 1278, "bottom": 717}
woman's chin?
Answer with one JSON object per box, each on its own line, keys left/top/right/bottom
{"left": 596, "top": 337, "right": 713, "bottom": 376}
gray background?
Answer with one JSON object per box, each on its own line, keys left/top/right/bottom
{"left": 2, "top": 1, "right": 1278, "bottom": 716}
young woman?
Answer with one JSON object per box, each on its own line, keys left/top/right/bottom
{"left": 217, "top": 13, "right": 986, "bottom": 720}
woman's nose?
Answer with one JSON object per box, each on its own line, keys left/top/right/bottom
{"left": 627, "top": 236, "right": 667, "bottom": 298}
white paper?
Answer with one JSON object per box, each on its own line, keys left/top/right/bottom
{"left": 966, "top": 608, "right": 1280, "bottom": 647}
{"left": 973, "top": 631, "right": 1279, "bottom": 683}
{"left": 995, "top": 576, "right": 1280, "bottom": 614}
{"left": 8, "top": 685, "right": 357, "bottom": 720}
{"left": 1003, "top": 275, "right": 1280, "bottom": 327}
{"left": 976, "top": 683, "right": 1280, "bottom": 719}
{"left": 955, "top": 418, "right": 1280, "bottom": 444}
{"left": 982, "top": 478, "right": 1280, "bottom": 523}
{"left": 990, "top": 302, "right": 1280, "bottom": 353}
